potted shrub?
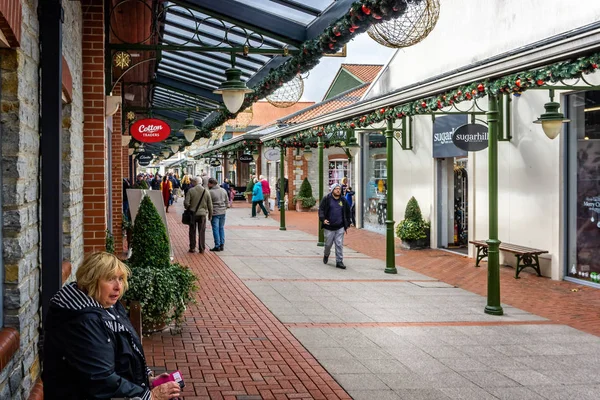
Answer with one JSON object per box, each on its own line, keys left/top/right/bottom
{"left": 294, "top": 178, "right": 316, "bottom": 212}
{"left": 244, "top": 179, "right": 254, "bottom": 203}
{"left": 396, "top": 196, "right": 430, "bottom": 250}
{"left": 123, "top": 195, "right": 197, "bottom": 333}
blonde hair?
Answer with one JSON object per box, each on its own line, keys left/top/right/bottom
{"left": 76, "top": 252, "right": 131, "bottom": 301}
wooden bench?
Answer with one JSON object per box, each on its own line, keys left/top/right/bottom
{"left": 469, "top": 240, "right": 548, "bottom": 279}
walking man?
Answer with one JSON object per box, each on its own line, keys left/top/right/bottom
{"left": 208, "top": 178, "right": 228, "bottom": 252}
{"left": 260, "top": 175, "right": 271, "bottom": 212}
{"left": 318, "top": 183, "right": 351, "bottom": 269}
{"left": 184, "top": 177, "right": 213, "bottom": 253}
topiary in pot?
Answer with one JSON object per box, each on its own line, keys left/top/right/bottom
{"left": 129, "top": 195, "right": 170, "bottom": 270}
{"left": 294, "top": 177, "right": 316, "bottom": 211}
{"left": 396, "top": 196, "right": 430, "bottom": 249}
{"left": 124, "top": 195, "right": 197, "bottom": 333}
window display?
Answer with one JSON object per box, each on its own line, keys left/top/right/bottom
{"left": 567, "top": 91, "right": 600, "bottom": 284}
{"left": 328, "top": 160, "right": 349, "bottom": 187}
{"left": 361, "top": 133, "right": 387, "bottom": 233}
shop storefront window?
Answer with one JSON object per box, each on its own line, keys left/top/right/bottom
{"left": 361, "top": 133, "right": 387, "bottom": 233}
{"left": 328, "top": 160, "right": 349, "bottom": 187}
{"left": 567, "top": 91, "right": 600, "bottom": 284}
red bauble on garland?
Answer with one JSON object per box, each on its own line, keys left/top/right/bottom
{"left": 515, "top": 78, "right": 522, "bottom": 87}
{"left": 380, "top": 108, "right": 386, "bottom": 114}
{"left": 421, "top": 101, "right": 427, "bottom": 108}
{"left": 477, "top": 84, "right": 485, "bottom": 92}
{"left": 350, "top": 123, "right": 356, "bottom": 128}
{"left": 536, "top": 79, "right": 544, "bottom": 86}
{"left": 361, "top": 5, "right": 371, "bottom": 15}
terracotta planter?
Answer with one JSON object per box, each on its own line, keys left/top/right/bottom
{"left": 295, "top": 200, "right": 311, "bottom": 212}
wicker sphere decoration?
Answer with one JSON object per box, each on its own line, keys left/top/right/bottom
{"left": 266, "top": 74, "right": 304, "bottom": 108}
{"left": 367, "top": 0, "right": 440, "bottom": 49}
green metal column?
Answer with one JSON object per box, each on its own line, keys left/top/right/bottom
{"left": 485, "top": 95, "right": 503, "bottom": 315}
{"left": 317, "top": 135, "right": 325, "bottom": 246}
{"left": 279, "top": 146, "right": 286, "bottom": 231}
{"left": 385, "top": 119, "right": 397, "bottom": 274}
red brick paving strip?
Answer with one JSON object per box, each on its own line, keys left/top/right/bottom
{"left": 271, "top": 209, "right": 600, "bottom": 337}
{"left": 143, "top": 207, "right": 351, "bottom": 400}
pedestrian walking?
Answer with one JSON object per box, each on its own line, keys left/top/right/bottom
{"left": 150, "top": 174, "right": 161, "bottom": 191}
{"left": 184, "top": 177, "right": 213, "bottom": 253}
{"left": 345, "top": 186, "right": 356, "bottom": 226}
{"left": 276, "top": 177, "right": 288, "bottom": 210}
{"left": 318, "top": 183, "right": 351, "bottom": 269}
{"left": 251, "top": 178, "right": 269, "bottom": 218}
{"left": 260, "top": 175, "right": 271, "bottom": 212}
{"left": 181, "top": 174, "right": 191, "bottom": 195}
{"left": 208, "top": 178, "right": 229, "bottom": 251}
{"left": 160, "top": 175, "right": 172, "bottom": 213}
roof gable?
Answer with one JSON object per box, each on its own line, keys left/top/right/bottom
{"left": 322, "top": 64, "right": 383, "bottom": 101}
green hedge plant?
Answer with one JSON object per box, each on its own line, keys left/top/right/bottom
{"left": 124, "top": 195, "right": 197, "bottom": 332}
{"left": 396, "top": 197, "right": 430, "bottom": 242}
{"left": 294, "top": 178, "right": 317, "bottom": 208}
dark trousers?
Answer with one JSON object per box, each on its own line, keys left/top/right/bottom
{"left": 189, "top": 215, "right": 207, "bottom": 252}
{"left": 252, "top": 201, "right": 268, "bottom": 217}
{"left": 350, "top": 204, "right": 356, "bottom": 226}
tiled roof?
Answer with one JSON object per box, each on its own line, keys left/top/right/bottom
{"left": 248, "top": 101, "right": 315, "bottom": 126}
{"left": 341, "top": 64, "right": 383, "bottom": 83}
{"left": 280, "top": 84, "right": 368, "bottom": 124}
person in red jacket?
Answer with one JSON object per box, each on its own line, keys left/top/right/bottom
{"left": 259, "top": 175, "right": 271, "bottom": 213}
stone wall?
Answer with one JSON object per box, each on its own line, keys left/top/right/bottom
{"left": 0, "top": 0, "right": 84, "bottom": 398}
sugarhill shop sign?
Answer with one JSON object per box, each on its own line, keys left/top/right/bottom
{"left": 130, "top": 118, "right": 171, "bottom": 143}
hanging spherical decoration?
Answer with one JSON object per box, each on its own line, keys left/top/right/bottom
{"left": 367, "top": 0, "right": 440, "bottom": 49}
{"left": 265, "top": 74, "right": 304, "bottom": 108}
{"left": 226, "top": 107, "right": 254, "bottom": 130}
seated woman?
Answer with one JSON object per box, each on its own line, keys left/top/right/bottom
{"left": 42, "top": 252, "right": 181, "bottom": 400}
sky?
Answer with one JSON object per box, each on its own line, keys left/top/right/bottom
{"left": 299, "top": 32, "right": 396, "bottom": 102}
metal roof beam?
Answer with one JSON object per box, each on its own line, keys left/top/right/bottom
{"left": 162, "top": 53, "right": 253, "bottom": 79}
{"left": 306, "top": 0, "right": 354, "bottom": 40}
{"left": 171, "top": 0, "right": 306, "bottom": 47}
{"left": 153, "top": 110, "right": 204, "bottom": 127}
{"left": 155, "top": 74, "right": 223, "bottom": 104}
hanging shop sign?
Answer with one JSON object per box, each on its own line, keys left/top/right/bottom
{"left": 136, "top": 152, "right": 154, "bottom": 166}
{"left": 452, "top": 124, "right": 489, "bottom": 152}
{"left": 239, "top": 154, "right": 254, "bottom": 163}
{"left": 210, "top": 159, "right": 221, "bottom": 167}
{"left": 432, "top": 115, "right": 468, "bottom": 158}
{"left": 130, "top": 118, "right": 171, "bottom": 143}
{"left": 263, "top": 148, "right": 280, "bottom": 161}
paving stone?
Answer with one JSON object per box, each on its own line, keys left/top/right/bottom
{"left": 394, "top": 388, "right": 453, "bottom": 399}
{"left": 332, "top": 373, "right": 389, "bottom": 390}
{"left": 439, "top": 387, "right": 499, "bottom": 400}
{"left": 459, "top": 371, "right": 521, "bottom": 387}
{"left": 348, "top": 390, "right": 402, "bottom": 400}
{"left": 318, "top": 358, "right": 371, "bottom": 374}
{"left": 486, "top": 386, "right": 546, "bottom": 400}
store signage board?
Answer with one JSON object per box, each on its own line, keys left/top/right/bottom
{"left": 452, "top": 124, "right": 489, "bottom": 152}
{"left": 136, "top": 152, "right": 153, "bottom": 166}
{"left": 239, "top": 154, "right": 254, "bottom": 163}
{"left": 264, "top": 148, "right": 280, "bottom": 161}
{"left": 210, "top": 159, "right": 221, "bottom": 167}
{"left": 432, "top": 115, "right": 468, "bottom": 158}
{"left": 130, "top": 118, "right": 171, "bottom": 143}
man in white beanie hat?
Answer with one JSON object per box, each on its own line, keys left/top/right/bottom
{"left": 318, "top": 182, "right": 351, "bottom": 269}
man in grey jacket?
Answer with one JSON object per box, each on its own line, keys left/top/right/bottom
{"left": 184, "top": 177, "right": 213, "bottom": 253}
{"left": 208, "top": 178, "right": 229, "bottom": 252}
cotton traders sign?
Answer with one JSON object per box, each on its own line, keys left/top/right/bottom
{"left": 136, "top": 152, "right": 153, "bottom": 166}
{"left": 130, "top": 118, "right": 171, "bottom": 143}
{"left": 452, "top": 124, "right": 489, "bottom": 152}
{"left": 432, "top": 115, "right": 468, "bottom": 158}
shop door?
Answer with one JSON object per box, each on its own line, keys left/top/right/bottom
{"left": 436, "top": 157, "right": 468, "bottom": 253}
{"left": 361, "top": 133, "right": 387, "bottom": 234}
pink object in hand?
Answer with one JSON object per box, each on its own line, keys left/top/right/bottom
{"left": 150, "top": 370, "right": 185, "bottom": 389}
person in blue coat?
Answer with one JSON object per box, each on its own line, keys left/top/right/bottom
{"left": 251, "top": 178, "right": 269, "bottom": 218}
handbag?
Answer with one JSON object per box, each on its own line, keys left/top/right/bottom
{"left": 182, "top": 190, "right": 205, "bottom": 225}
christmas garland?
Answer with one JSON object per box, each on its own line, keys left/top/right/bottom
{"left": 198, "top": 0, "right": 423, "bottom": 136}
{"left": 200, "top": 139, "right": 262, "bottom": 158}
{"left": 262, "top": 51, "right": 600, "bottom": 148}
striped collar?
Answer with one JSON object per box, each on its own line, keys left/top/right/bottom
{"left": 50, "top": 282, "right": 104, "bottom": 311}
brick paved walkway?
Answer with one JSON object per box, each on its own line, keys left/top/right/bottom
{"left": 271, "top": 209, "right": 600, "bottom": 337}
{"left": 143, "top": 202, "right": 351, "bottom": 400}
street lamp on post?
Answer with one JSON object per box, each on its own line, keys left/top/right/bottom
{"left": 303, "top": 145, "right": 312, "bottom": 161}
{"left": 279, "top": 146, "right": 286, "bottom": 231}
{"left": 384, "top": 119, "right": 397, "bottom": 274}
{"left": 317, "top": 135, "right": 325, "bottom": 246}
{"left": 485, "top": 95, "right": 503, "bottom": 315}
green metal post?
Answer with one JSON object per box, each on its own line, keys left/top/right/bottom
{"left": 485, "top": 95, "right": 503, "bottom": 315}
{"left": 279, "top": 146, "right": 286, "bottom": 231}
{"left": 317, "top": 135, "right": 325, "bottom": 246}
{"left": 384, "top": 119, "right": 397, "bottom": 274}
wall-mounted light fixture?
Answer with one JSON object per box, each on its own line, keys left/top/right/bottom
{"left": 252, "top": 148, "right": 259, "bottom": 161}
{"left": 303, "top": 145, "right": 312, "bottom": 161}
{"left": 533, "top": 89, "right": 570, "bottom": 139}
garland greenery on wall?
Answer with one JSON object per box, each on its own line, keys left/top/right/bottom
{"left": 262, "top": 51, "right": 600, "bottom": 148}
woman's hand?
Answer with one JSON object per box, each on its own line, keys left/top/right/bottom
{"left": 150, "top": 381, "right": 181, "bottom": 400}
{"left": 149, "top": 373, "right": 169, "bottom": 385}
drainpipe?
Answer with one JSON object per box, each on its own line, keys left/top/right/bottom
{"left": 384, "top": 119, "right": 397, "bottom": 274}
{"left": 485, "top": 95, "right": 503, "bottom": 315}
{"left": 39, "top": 0, "right": 64, "bottom": 324}
{"left": 317, "top": 135, "right": 324, "bottom": 246}
{"left": 279, "top": 146, "right": 286, "bottom": 231}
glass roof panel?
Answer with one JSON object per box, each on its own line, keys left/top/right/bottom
{"left": 231, "top": 0, "right": 331, "bottom": 25}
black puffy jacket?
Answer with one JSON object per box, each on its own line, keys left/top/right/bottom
{"left": 42, "top": 282, "right": 151, "bottom": 400}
